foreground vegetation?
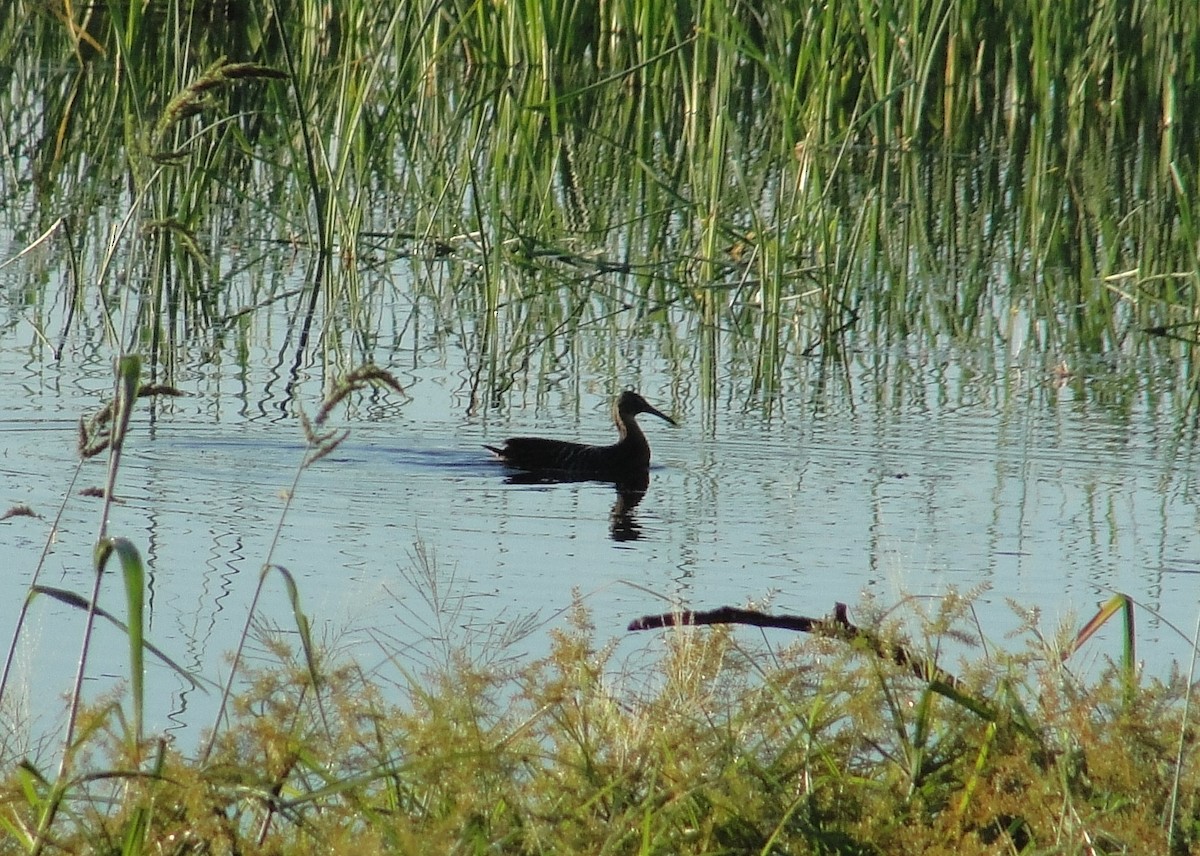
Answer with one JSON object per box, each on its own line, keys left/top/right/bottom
{"left": 2, "top": 586, "right": 1198, "bottom": 854}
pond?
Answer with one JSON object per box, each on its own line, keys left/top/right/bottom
{"left": 2, "top": 270, "right": 1198, "bottom": 745}
{"left": 1, "top": 11, "right": 1199, "bottom": 752}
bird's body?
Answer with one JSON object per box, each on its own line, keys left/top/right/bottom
{"left": 485, "top": 391, "right": 676, "bottom": 478}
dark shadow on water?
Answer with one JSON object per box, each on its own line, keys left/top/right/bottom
{"left": 500, "top": 469, "right": 652, "bottom": 542}
{"left": 608, "top": 480, "right": 646, "bottom": 542}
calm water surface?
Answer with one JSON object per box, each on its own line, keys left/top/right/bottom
{"left": 2, "top": 319, "right": 1198, "bottom": 744}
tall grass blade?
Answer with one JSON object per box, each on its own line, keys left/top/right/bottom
{"left": 58, "top": 355, "right": 142, "bottom": 774}
{"left": 956, "top": 720, "right": 998, "bottom": 820}
{"left": 95, "top": 537, "right": 146, "bottom": 745}
{"left": 203, "top": 563, "right": 327, "bottom": 762}
{"left": 1065, "top": 593, "right": 1136, "bottom": 677}
{"left": 272, "top": 564, "right": 320, "bottom": 692}
{"left": 30, "top": 586, "right": 202, "bottom": 689}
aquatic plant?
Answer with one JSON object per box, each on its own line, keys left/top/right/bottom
{"left": 0, "top": 0, "right": 1196, "bottom": 410}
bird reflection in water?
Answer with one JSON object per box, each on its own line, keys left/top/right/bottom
{"left": 499, "top": 468, "right": 652, "bottom": 542}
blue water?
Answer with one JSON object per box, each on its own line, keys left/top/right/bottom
{"left": 1, "top": 319, "right": 1198, "bottom": 750}
{"left": 0, "top": 181, "right": 1197, "bottom": 749}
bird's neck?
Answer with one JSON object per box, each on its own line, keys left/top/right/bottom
{"left": 616, "top": 414, "right": 645, "bottom": 446}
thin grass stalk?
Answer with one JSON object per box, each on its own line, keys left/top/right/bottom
{"left": 1167, "top": 604, "right": 1200, "bottom": 849}
{"left": 94, "top": 168, "right": 166, "bottom": 348}
{"left": 467, "top": 140, "right": 501, "bottom": 403}
{"left": 905, "top": 0, "right": 954, "bottom": 144}
{"left": 115, "top": 0, "right": 144, "bottom": 56}
{"left": 857, "top": 0, "right": 895, "bottom": 142}
{"left": 59, "top": 355, "right": 141, "bottom": 775}
{"left": 1168, "top": 161, "right": 1200, "bottom": 276}
{"left": 200, "top": 462, "right": 306, "bottom": 763}
{"left": 0, "top": 460, "right": 87, "bottom": 710}
{"left": 108, "top": 537, "right": 146, "bottom": 746}
{"left": 266, "top": 0, "right": 329, "bottom": 257}
{"left": 199, "top": 367, "right": 399, "bottom": 761}
{"left": 56, "top": 217, "right": 84, "bottom": 359}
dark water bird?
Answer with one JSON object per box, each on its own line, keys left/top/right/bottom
{"left": 485, "top": 391, "right": 676, "bottom": 477}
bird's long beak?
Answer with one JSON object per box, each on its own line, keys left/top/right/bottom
{"left": 646, "top": 404, "right": 677, "bottom": 427}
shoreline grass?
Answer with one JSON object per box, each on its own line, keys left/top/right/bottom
{"left": 3, "top": 582, "right": 1197, "bottom": 854}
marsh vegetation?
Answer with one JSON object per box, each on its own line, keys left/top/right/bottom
{"left": 2, "top": 0, "right": 1200, "bottom": 851}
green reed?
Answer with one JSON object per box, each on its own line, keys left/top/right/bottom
{"left": 2, "top": 0, "right": 1199, "bottom": 406}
